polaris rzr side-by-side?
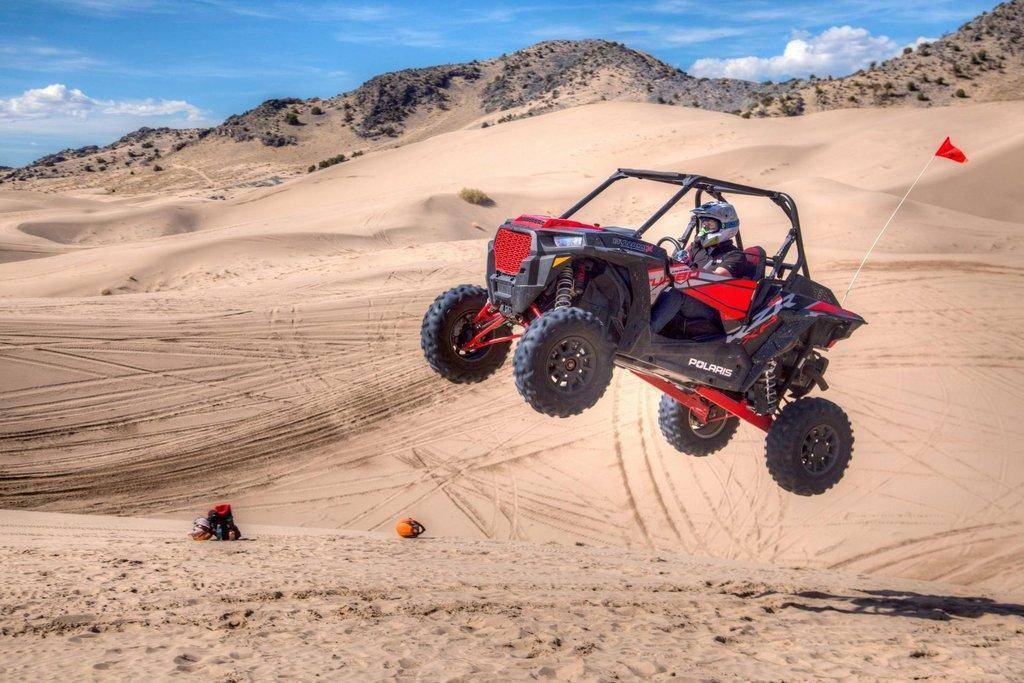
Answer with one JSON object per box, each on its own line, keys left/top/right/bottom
{"left": 422, "top": 169, "right": 865, "bottom": 495}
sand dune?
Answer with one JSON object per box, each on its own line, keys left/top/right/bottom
{"left": 1, "top": 510, "right": 1022, "bottom": 679}
{"left": 2, "top": 100, "right": 1024, "bottom": 604}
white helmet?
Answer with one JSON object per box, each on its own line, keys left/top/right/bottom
{"left": 189, "top": 517, "right": 213, "bottom": 541}
{"left": 689, "top": 201, "right": 740, "bottom": 248}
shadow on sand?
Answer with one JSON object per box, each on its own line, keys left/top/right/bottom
{"left": 781, "top": 589, "right": 1024, "bottom": 621}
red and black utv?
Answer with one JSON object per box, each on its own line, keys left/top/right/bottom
{"left": 422, "top": 169, "right": 865, "bottom": 495}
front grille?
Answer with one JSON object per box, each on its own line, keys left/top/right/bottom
{"left": 493, "top": 229, "right": 532, "bottom": 275}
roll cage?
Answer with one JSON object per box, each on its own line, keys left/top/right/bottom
{"left": 560, "top": 168, "right": 811, "bottom": 283}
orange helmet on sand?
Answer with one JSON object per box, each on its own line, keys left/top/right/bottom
{"left": 189, "top": 517, "right": 213, "bottom": 541}
{"left": 396, "top": 517, "right": 425, "bottom": 538}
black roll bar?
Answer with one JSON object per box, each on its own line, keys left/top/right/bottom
{"left": 560, "top": 169, "right": 810, "bottom": 280}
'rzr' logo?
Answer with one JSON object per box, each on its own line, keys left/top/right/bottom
{"left": 727, "top": 293, "right": 796, "bottom": 342}
{"left": 688, "top": 358, "right": 734, "bottom": 377}
{"left": 611, "top": 237, "right": 655, "bottom": 254}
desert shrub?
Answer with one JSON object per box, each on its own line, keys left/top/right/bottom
{"left": 285, "top": 111, "right": 301, "bottom": 126}
{"left": 307, "top": 164, "right": 316, "bottom": 173}
{"left": 907, "top": 81, "right": 918, "bottom": 91}
{"left": 317, "top": 153, "right": 347, "bottom": 169}
{"left": 916, "top": 92, "right": 929, "bottom": 101}
{"left": 955, "top": 88, "right": 969, "bottom": 98}
{"left": 351, "top": 150, "right": 363, "bottom": 157}
{"left": 311, "top": 105, "right": 324, "bottom": 115}
{"left": 141, "top": 141, "right": 154, "bottom": 149}
{"left": 903, "top": 47, "right": 913, "bottom": 55}
{"left": 459, "top": 187, "right": 494, "bottom": 206}
{"left": 153, "top": 165, "right": 164, "bottom": 172}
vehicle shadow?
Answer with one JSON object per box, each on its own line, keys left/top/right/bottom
{"left": 779, "top": 589, "right": 1024, "bottom": 621}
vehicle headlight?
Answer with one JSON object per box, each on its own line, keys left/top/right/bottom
{"left": 553, "top": 235, "right": 584, "bottom": 248}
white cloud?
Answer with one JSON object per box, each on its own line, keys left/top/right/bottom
{"left": 528, "top": 24, "right": 595, "bottom": 41}
{"left": 650, "top": 0, "right": 693, "bottom": 12}
{"left": 907, "top": 36, "right": 938, "bottom": 50}
{"left": 689, "top": 25, "right": 901, "bottom": 81}
{"left": 603, "top": 23, "right": 748, "bottom": 49}
{"left": 336, "top": 27, "right": 446, "bottom": 48}
{"left": 0, "top": 83, "right": 202, "bottom": 122}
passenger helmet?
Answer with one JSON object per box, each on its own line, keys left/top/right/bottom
{"left": 689, "top": 201, "right": 740, "bottom": 248}
{"left": 395, "top": 517, "right": 426, "bottom": 538}
{"left": 189, "top": 517, "right": 213, "bottom": 541}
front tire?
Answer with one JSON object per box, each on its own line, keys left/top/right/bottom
{"left": 513, "top": 307, "right": 614, "bottom": 417}
{"left": 658, "top": 394, "right": 739, "bottom": 456}
{"left": 421, "top": 285, "right": 511, "bottom": 383}
{"left": 765, "top": 397, "right": 853, "bottom": 496}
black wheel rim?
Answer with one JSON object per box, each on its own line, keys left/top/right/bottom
{"left": 688, "top": 406, "right": 727, "bottom": 438}
{"left": 449, "top": 311, "right": 494, "bottom": 362}
{"left": 800, "top": 423, "right": 839, "bottom": 475}
{"left": 546, "top": 336, "right": 595, "bottom": 393}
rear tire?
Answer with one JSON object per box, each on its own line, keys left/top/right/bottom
{"left": 765, "top": 397, "right": 853, "bottom": 496}
{"left": 421, "top": 285, "right": 511, "bottom": 383}
{"left": 658, "top": 394, "right": 739, "bottom": 456}
{"left": 513, "top": 307, "right": 613, "bottom": 417}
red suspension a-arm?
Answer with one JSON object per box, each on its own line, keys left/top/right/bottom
{"left": 631, "top": 371, "right": 772, "bottom": 433}
{"left": 461, "top": 303, "right": 544, "bottom": 352}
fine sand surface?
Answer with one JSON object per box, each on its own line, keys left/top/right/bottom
{"left": 1, "top": 510, "right": 1022, "bottom": 679}
{"left": 2, "top": 99, "right": 1024, "bottom": 614}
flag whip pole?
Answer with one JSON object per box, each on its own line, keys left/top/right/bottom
{"left": 842, "top": 155, "right": 936, "bottom": 305}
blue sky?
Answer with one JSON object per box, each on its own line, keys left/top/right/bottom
{"left": 0, "top": 0, "right": 995, "bottom": 166}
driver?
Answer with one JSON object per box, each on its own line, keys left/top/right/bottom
{"left": 678, "top": 201, "right": 750, "bottom": 278}
{"left": 655, "top": 201, "right": 751, "bottom": 339}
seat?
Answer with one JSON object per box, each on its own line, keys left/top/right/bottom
{"left": 743, "top": 246, "right": 767, "bottom": 281}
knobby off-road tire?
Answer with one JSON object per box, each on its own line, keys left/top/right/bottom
{"left": 765, "top": 397, "right": 853, "bottom": 496}
{"left": 421, "top": 285, "right": 510, "bottom": 383}
{"left": 658, "top": 394, "right": 739, "bottom": 457}
{"left": 513, "top": 307, "right": 614, "bottom": 418}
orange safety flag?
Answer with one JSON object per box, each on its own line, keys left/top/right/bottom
{"left": 935, "top": 136, "right": 967, "bottom": 163}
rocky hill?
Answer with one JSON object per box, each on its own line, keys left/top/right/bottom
{"left": 2, "top": 1, "right": 1019, "bottom": 193}
{"left": 2, "top": 127, "right": 206, "bottom": 186}
{"left": 751, "top": 0, "right": 1023, "bottom": 117}
{"left": 3, "top": 40, "right": 771, "bottom": 194}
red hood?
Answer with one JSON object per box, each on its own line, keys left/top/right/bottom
{"left": 509, "top": 214, "right": 602, "bottom": 231}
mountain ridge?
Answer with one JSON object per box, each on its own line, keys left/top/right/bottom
{"left": 2, "top": 0, "right": 1019, "bottom": 193}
